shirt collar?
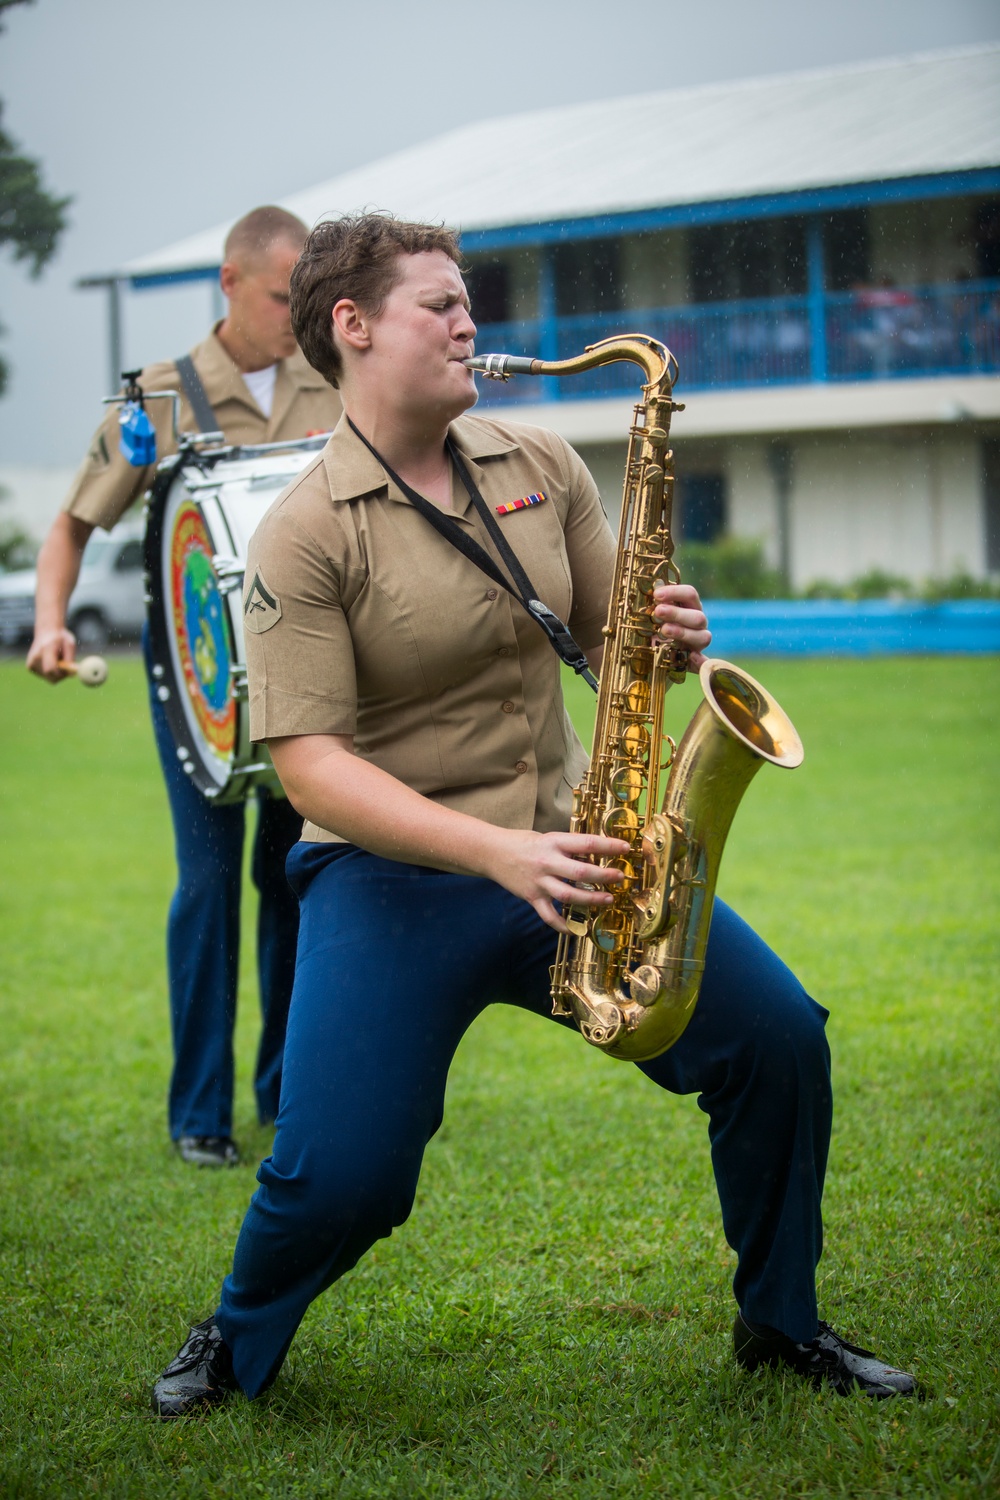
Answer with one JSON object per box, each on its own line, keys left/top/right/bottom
{"left": 320, "top": 411, "right": 519, "bottom": 506}
{"left": 186, "top": 326, "right": 329, "bottom": 411}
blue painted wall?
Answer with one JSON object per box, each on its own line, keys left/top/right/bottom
{"left": 703, "top": 600, "right": 1000, "bottom": 656}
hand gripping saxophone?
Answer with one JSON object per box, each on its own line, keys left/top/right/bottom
{"left": 466, "top": 336, "right": 804, "bottom": 1062}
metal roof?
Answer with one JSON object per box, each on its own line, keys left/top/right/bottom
{"left": 118, "top": 44, "right": 1000, "bottom": 282}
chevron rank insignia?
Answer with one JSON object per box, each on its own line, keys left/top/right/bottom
{"left": 243, "top": 569, "right": 282, "bottom": 633}
{"left": 495, "top": 491, "right": 547, "bottom": 516}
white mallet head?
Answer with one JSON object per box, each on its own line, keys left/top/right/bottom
{"left": 76, "top": 655, "right": 108, "bottom": 687}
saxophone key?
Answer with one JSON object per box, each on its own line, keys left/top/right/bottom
{"left": 591, "top": 908, "right": 628, "bottom": 953}
{"left": 625, "top": 677, "right": 651, "bottom": 713}
{"left": 619, "top": 723, "right": 650, "bottom": 762}
{"left": 605, "top": 855, "right": 639, "bottom": 892}
{"left": 602, "top": 805, "right": 639, "bottom": 839}
{"left": 609, "top": 764, "right": 643, "bottom": 804}
{"left": 627, "top": 964, "right": 664, "bottom": 1009}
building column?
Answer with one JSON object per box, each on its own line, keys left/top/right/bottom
{"left": 107, "top": 277, "right": 125, "bottom": 391}
{"left": 805, "top": 217, "right": 827, "bottom": 383}
{"left": 768, "top": 441, "right": 794, "bottom": 589}
{"left": 537, "top": 244, "right": 560, "bottom": 400}
{"left": 985, "top": 439, "right": 1000, "bottom": 575}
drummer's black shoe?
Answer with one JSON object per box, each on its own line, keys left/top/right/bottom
{"left": 152, "top": 1317, "right": 239, "bottom": 1418}
{"left": 176, "top": 1135, "right": 240, "bottom": 1168}
{"left": 734, "top": 1313, "right": 916, "bottom": 1398}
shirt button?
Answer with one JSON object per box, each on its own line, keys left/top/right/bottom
{"left": 497, "top": 646, "right": 511, "bottom": 658}
{"left": 486, "top": 588, "right": 498, "bottom": 600}
{"left": 501, "top": 700, "right": 515, "bottom": 713}
{"left": 515, "top": 760, "right": 529, "bottom": 774}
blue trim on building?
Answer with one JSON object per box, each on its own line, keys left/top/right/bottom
{"left": 459, "top": 168, "right": 1000, "bottom": 254}
{"left": 125, "top": 167, "right": 1000, "bottom": 290}
{"left": 705, "top": 600, "right": 1000, "bottom": 657}
{"left": 130, "top": 265, "right": 221, "bottom": 290}
{"left": 805, "top": 218, "right": 827, "bottom": 382}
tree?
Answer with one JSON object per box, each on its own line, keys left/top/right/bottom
{"left": 0, "top": 0, "right": 71, "bottom": 394}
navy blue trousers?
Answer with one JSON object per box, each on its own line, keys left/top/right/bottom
{"left": 146, "top": 663, "right": 302, "bottom": 1139}
{"left": 215, "top": 843, "right": 832, "bottom": 1398}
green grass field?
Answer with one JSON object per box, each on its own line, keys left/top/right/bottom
{"left": 1, "top": 653, "right": 997, "bottom": 1499}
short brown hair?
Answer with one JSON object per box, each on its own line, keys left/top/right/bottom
{"left": 290, "top": 213, "right": 462, "bottom": 386}
{"left": 223, "top": 206, "right": 309, "bottom": 267}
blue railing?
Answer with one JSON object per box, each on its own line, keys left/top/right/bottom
{"left": 473, "top": 279, "right": 1000, "bottom": 403}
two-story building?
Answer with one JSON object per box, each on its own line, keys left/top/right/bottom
{"left": 98, "top": 45, "right": 1000, "bottom": 590}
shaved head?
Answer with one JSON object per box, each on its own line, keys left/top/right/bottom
{"left": 216, "top": 207, "right": 311, "bottom": 370}
{"left": 223, "top": 206, "right": 309, "bottom": 271}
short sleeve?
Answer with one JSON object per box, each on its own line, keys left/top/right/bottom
{"left": 243, "top": 502, "right": 359, "bottom": 742}
{"left": 64, "top": 361, "right": 183, "bottom": 531}
{"left": 559, "top": 441, "right": 616, "bottom": 649}
{"left": 63, "top": 404, "right": 156, "bottom": 530}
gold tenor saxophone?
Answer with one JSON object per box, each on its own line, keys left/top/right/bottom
{"left": 466, "top": 335, "right": 803, "bottom": 1062}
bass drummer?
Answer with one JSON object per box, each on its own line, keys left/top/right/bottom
{"left": 27, "top": 205, "right": 341, "bottom": 1168}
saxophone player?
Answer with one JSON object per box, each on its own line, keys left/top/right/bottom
{"left": 151, "top": 213, "right": 915, "bottom": 1416}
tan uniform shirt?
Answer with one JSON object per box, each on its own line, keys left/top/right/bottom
{"left": 243, "top": 413, "right": 616, "bottom": 842}
{"left": 64, "top": 327, "right": 341, "bottom": 531}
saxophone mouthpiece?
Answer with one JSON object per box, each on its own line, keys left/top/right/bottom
{"left": 463, "top": 353, "right": 541, "bottom": 381}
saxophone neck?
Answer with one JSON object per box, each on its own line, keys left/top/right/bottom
{"left": 539, "top": 335, "right": 677, "bottom": 393}
{"left": 465, "top": 334, "right": 680, "bottom": 399}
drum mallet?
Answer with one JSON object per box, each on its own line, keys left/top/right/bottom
{"left": 58, "top": 655, "right": 108, "bottom": 687}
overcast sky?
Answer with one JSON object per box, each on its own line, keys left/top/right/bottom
{"left": 1, "top": 0, "right": 999, "bottom": 469}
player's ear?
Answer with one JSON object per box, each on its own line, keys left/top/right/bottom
{"left": 219, "top": 260, "right": 241, "bottom": 300}
{"left": 332, "top": 299, "right": 371, "bottom": 353}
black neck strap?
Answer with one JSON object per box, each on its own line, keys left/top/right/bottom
{"left": 346, "top": 418, "right": 598, "bottom": 692}
{"left": 174, "top": 354, "right": 217, "bottom": 434}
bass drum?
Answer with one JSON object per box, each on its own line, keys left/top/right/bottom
{"left": 144, "top": 436, "right": 327, "bottom": 804}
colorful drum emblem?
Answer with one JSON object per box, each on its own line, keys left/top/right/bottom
{"left": 168, "top": 501, "right": 235, "bottom": 762}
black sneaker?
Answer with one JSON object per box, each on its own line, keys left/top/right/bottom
{"left": 176, "top": 1135, "right": 239, "bottom": 1168}
{"left": 734, "top": 1312, "right": 916, "bottom": 1398}
{"left": 151, "top": 1317, "right": 239, "bottom": 1418}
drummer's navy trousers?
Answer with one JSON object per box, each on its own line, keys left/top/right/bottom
{"left": 146, "top": 653, "right": 301, "bottom": 1140}
{"left": 214, "top": 843, "right": 832, "bottom": 1399}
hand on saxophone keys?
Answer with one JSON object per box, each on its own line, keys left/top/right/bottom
{"left": 486, "top": 827, "right": 632, "bottom": 935}
{"left": 651, "top": 582, "right": 712, "bottom": 668}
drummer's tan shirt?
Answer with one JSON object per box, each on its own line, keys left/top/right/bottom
{"left": 243, "top": 412, "right": 616, "bottom": 841}
{"left": 63, "top": 327, "right": 341, "bottom": 531}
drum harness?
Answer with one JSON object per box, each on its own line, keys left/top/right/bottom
{"left": 173, "top": 354, "right": 219, "bottom": 437}
{"left": 141, "top": 355, "right": 226, "bottom": 606}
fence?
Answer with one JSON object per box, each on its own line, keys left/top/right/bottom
{"left": 473, "top": 279, "right": 1000, "bottom": 405}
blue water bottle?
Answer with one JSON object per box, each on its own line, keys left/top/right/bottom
{"left": 118, "top": 370, "right": 157, "bottom": 467}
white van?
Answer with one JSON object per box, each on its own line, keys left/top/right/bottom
{"left": 0, "top": 520, "right": 146, "bottom": 649}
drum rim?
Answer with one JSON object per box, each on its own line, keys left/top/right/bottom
{"left": 162, "top": 485, "right": 240, "bottom": 788}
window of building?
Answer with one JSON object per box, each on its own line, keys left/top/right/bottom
{"left": 689, "top": 217, "right": 806, "bottom": 303}
{"left": 553, "top": 238, "right": 623, "bottom": 315}
{"left": 823, "top": 208, "right": 871, "bottom": 290}
{"left": 974, "top": 199, "right": 1000, "bottom": 280}
{"left": 463, "top": 259, "right": 511, "bottom": 325}
{"left": 679, "top": 473, "right": 727, "bottom": 543}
